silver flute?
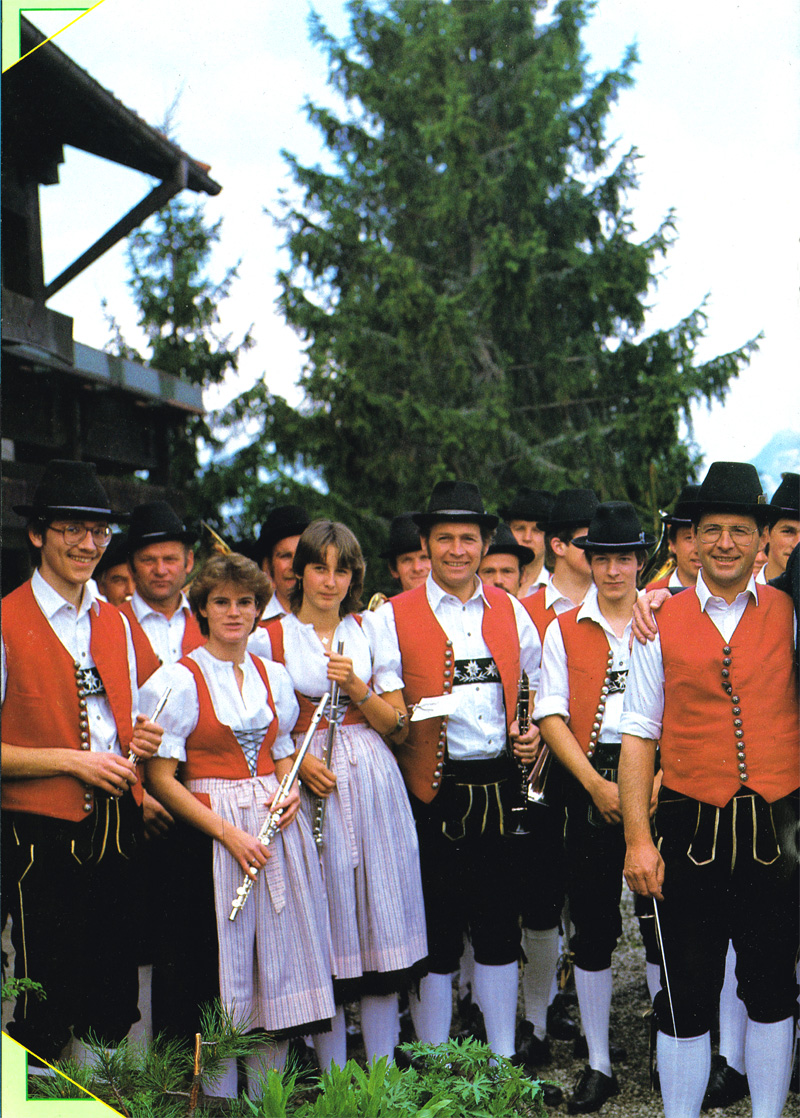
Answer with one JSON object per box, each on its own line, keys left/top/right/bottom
{"left": 313, "top": 640, "right": 344, "bottom": 849}
{"left": 228, "top": 691, "right": 330, "bottom": 922}
{"left": 129, "top": 687, "right": 172, "bottom": 768}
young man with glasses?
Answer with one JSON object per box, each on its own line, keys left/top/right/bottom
{"left": 620, "top": 461, "right": 799, "bottom": 1118}
{"left": 1, "top": 460, "right": 163, "bottom": 1068}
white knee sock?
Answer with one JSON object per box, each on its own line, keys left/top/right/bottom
{"left": 718, "top": 941, "right": 747, "bottom": 1074}
{"left": 244, "top": 1039, "right": 288, "bottom": 1100}
{"left": 201, "top": 1054, "right": 238, "bottom": 1098}
{"left": 312, "top": 1005, "right": 347, "bottom": 1070}
{"left": 645, "top": 962, "right": 662, "bottom": 1003}
{"left": 745, "top": 1017, "right": 794, "bottom": 1118}
{"left": 521, "top": 926, "right": 559, "bottom": 1040}
{"left": 657, "top": 1031, "right": 710, "bottom": 1118}
{"left": 360, "top": 993, "right": 400, "bottom": 1063}
{"left": 473, "top": 961, "right": 518, "bottom": 1059}
{"left": 574, "top": 966, "right": 612, "bottom": 1077}
{"left": 409, "top": 972, "right": 454, "bottom": 1044}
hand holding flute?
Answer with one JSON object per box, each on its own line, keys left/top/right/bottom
{"left": 129, "top": 687, "right": 171, "bottom": 767}
{"left": 229, "top": 691, "right": 331, "bottom": 921}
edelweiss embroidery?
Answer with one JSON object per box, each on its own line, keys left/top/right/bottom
{"left": 452, "top": 656, "right": 501, "bottom": 686}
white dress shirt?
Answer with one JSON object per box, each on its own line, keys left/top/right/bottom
{"left": 523, "top": 568, "right": 551, "bottom": 596}
{"left": 541, "top": 577, "right": 584, "bottom": 615}
{"left": 371, "top": 573, "right": 541, "bottom": 761}
{"left": 144, "top": 645, "right": 299, "bottom": 764}
{"left": 248, "top": 611, "right": 402, "bottom": 698}
{"left": 620, "top": 572, "right": 761, "bottom": 742}
{"left": 129, "top": 589, "right": 192, "bottom": 665}
{"left": 533, "top": 583, "right": 634, "bottom": 742}
{"left": 1, "top": 569, "right": 139, "bottom": 755}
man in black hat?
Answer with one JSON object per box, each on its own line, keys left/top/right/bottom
{"left": 645, "top": 485, "right": 702, "bottom": 591}
{"left": 93, "top": 532, "right": 135, "bottom": 606}
{"left": 756, "top": 472, "right": 799, "bottom": 585}
{"left": 477, "top": 522, "right": 533, "bottom": 596}
{"left": 122, "top": 501, "right": 202, "bottom": 682}
{"left": 1, "top": 460, "right": 163, "bottom": 1065}
{"left": 619, "top": 461, "right": 799, "bottom": 1118}
{"left": 381, "top": 513, "right": 431, "bottom": 594}
{"left": 499, "top": 488, "right": 556, "bottom": 598}
{"left": 370, "top": 481, "right": 541, "bottom": 1063}
{"left": 255, "top": 505, "right": 311, "bottom": 619}
{"left": 535, "top": 502, "right": 655, "bottom": 1112}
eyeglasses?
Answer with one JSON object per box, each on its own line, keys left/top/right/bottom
{"left": 698, "top": 524, "right": 758, "bottom": 544}
{"left": 49, "top": 524, "right": 113, "bottom": 547}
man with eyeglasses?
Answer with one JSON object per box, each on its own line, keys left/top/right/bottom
{"left": 1, "top": 460, "right": 163, "bottom": 1068}
{"left": 619, "top": 461, "right": 799, "bottom": 1118}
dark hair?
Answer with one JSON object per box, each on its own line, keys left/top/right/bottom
{"left": 289, "top": 520, "right": 365, "bottom": 616}
{"left": 26, "top": 517, "right": 51, "bottom": 568}
{"left": 189, "top": 552, "right": 273, "bottom": 637}
{"left": 544, "top": 525, "right": 590, "bottom": 566}
{"left": 584, "top": 547, "right": 649, "bottom": 569}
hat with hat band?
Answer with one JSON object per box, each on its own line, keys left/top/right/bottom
{"left": 127, "top": 501, "right": 196, "bottom": 554}
{"left": 498, "top": 488, "right": 555, "bottom": 526}
{"left": 661, "top": 484, "right": 702, "bottom": 527}
{"left": 256, "top": 505, "right": 311, "bottom": 562}
{"left": 413, "top": 481, "right": 499, "bottom": 532}
{"left": 546, "top": 488, "right": 600, "bottom": 533}
{"left": 767, "top": 472, "right": 799, "bottom": 523}
{"left": 688, "top": 461, "right": 767, "bottom": 521}
{"left": 13, "top": 459, "right": 127, "bottom": 521}
{"left": 380, "top": 513, "right": 425, "bottom": 560}
{"left": 483, "top": 522, "right": 535, "bottom": 567}
{"left": 572, "top": 501, "right": 656, "bottom": 552}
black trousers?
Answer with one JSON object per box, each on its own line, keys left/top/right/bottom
{"left": 410, "top": 757, "right": 521, "bottom": 974}
{"left": 517, "top": 801, "right": 567, "bottom": 932}
{"left": 652, "top": 787, "right": 800, "bottom": 1037}
{"left": 2, "top": 796, "right": 143, "bottom": 1061}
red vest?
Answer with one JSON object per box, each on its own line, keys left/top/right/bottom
{"left": 557, "top": 609, "right": 613, "bottom": 752}
{"left": 657, "top": 586, "right": 799, "bottom": 807}
{"left": 263, "top": 615, "right": 368, "bottom": 733}
{"left": 2, "top": 580, "right": 141, "bottom": 820}
{"left": 180, "top": 653, "right": 277, "bottom": 808}
{"left": 521, "top": 586, "right": 556, "bottom": 643}
{"left": 391, "top": 583, "right": 520, "bottom": 803}
{"left": 645, "top": 574, "right": 671, "bottom": 591}
{"left": 119, "top": 600, "right": 205, "bottom": 686}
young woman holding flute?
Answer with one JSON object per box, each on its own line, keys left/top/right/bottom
{"left": 143, "top": 552, "right": 335, "bottom": 1100}
{"left": 249, "top": 520, "right": 427, "bottom": 1069}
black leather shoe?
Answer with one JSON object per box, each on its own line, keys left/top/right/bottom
{"left": 702, "top": 1054, "right": 748, "bottom": 1109}
{"left": 548, "top": 994, "right": 581, "bottom": 1040}
{"left": 567, "top": 1066, "right": 619, "bottom": 1114}
{"left": 542, "top": 1082, "right": 565, "bottom": 1107}
{"left": 515, "top": 1020, "right": 552, "bottom": 1068}
{"left": 572, "top": 1036, "right": 627, "bottom": 1063}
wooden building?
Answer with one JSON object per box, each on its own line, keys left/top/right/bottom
{"left": 2, "top": 18, "right": 221, "bottom": 592}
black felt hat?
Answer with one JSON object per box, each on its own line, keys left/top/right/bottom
{"left": 572, "top": 501, "right": 656, "bottom": 551}
{"left": 128, "top": 501, "right": 196, "bottom": 554}
{"left": 13, "top": 459, "right": 127, "bottom": 520}
{"left": 379, "top": 513, "right": 424, "bottom": 560}
{"left": 93, "top": 532, "right": 130, "bottom": 578}
{"left": 689, "top": 461, "right": 767, "bottom": 520}
{"left": 662, "top": 484, "right": 702, "bottom": 526}
{"left": 256, "top": 505, "right": 311, "bottom": 562}
{"left": 484, "top": 522, "right": 535, "bottom": 567}
{"left": 497, "top": 488, "right": 556, "bottom": 525}
{"left": 767, "top": 472, "right": 799, "bottom": 523}
{"left": 413, "top": 481, "right": 499, "bottom": 531}
{"left": 546, "top": 488, "right": 600, "bottom": 532}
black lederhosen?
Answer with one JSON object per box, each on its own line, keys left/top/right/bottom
{"left": 2, "top": 792, "right": 143, "bottom": 1061}
{"left": 652, "top": 786, "right": 800, "bottom": 1037}
{"left": 562, "top": 743, "right": 626, "bottom": 972}
{"left": 410, "top": 755, "right": 522, "bottom": 974}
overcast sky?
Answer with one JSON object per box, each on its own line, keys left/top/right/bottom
{"left": 28, "top": 0, "right": 800, "bottom": 483}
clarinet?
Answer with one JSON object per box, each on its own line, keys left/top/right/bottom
{"left": 313, "top": 640, "right": 344, "bottom": 849}
{"left": 509, "top": 670, "right": 531, "bottom": 835}
{"left": 228, "top": 691, "right": 331, "bottom": 921}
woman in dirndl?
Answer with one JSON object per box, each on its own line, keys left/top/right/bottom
{"left": 144, "top": 552, "right": 334, "bottom": 1100}
{"left": 249, "top": 520, "right": 427, "bottom": 1068}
